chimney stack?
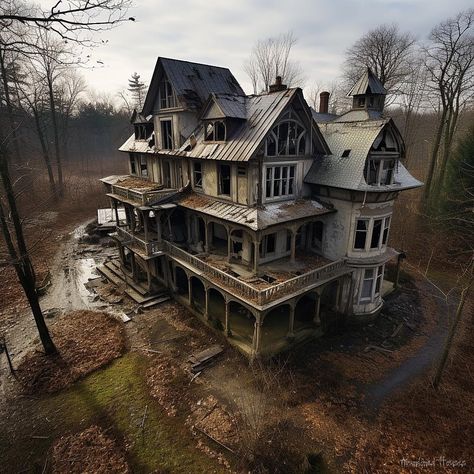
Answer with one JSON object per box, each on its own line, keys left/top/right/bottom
{"left": 269, "top": 76, "right": 288, "bottom": 93}
{"left": 319, "top": 91, "right": 330, "bottom": 114}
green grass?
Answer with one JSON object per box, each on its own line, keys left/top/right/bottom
{"left": 0, "top": 353, "right": 226, "bottom": 473}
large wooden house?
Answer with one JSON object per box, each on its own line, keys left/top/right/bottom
{"left": 100, "top": 58, "right": 422, "bottom": 357}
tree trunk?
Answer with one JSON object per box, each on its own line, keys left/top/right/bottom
{"left": 0, "top": 148, "right": 57, "bottom": 355}
{"left": 423, "top": 107, "right": 446, "bottom": 201}
{"left": 47, "top": 75, "right": 63, "bottom": 197}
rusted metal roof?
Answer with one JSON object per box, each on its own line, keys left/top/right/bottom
{"left": 347, "top": 68, "right": 387, "bottom": 96}
{"left": 142, "top": 57, "right": 244, "bottom": 114}
{"left": 177, "top": 193, "right": 332, "bottom": 231}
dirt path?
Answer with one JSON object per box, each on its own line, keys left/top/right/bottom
{"left": 363, "top": 278, "right": 455, "bottom": 408}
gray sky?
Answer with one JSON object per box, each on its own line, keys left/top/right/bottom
{"left": 48, "top": 0, "right": 474, "bottom": 99}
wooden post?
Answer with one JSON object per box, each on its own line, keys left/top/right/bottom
{"left": 252, "top": 318, "right": 262, "bottom": 355}
{"left": 287, "top": 304, "right": 295, "bottom": 339}
{"left": 290, "top": 230, "right": 296, "bottom": 264}
{"left": 130, "top": 252, "right": 137, "bottom": 280}
{"left": 227, "top": 227, "right": 232, "bottom": 262}
{"left": 205, "top": 288, "right": 210, "bottom": 320}
{"left": 143, "top": 210, "right": 149, "bottom": 241}
{"left": 188, "top": 277, "right": 192, "bottom": 306}
{"left": 314, "top": 296, "right": 321, "bottom": 326}
{"left": 225, "top": 301, "right": 231, "bottom": 336}
{"left": 253, "top": 240, "right": 259, "bottom": 275}
{"left": 113, "top": 200, "right": 120, "bottom": 226}
{"left": 156, "top": 213, "right": 162, "bottom": 243}
{"left": 204, "top": 220, "right": 210, "bottom": 253}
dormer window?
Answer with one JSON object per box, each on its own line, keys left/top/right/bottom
{"left": 265, "top": 120, "right": 306, "bottom": 157}
{"left": 358, "top": 97, "right": 366, "bottom": 108}
{"left": 365, "top": 158, "right": 396, "bottom": 185}
{"left": 204, "top": 120, "right": 226, "bottom": 142}
{"left": 159, "top": 78, "right": 177, "bottom": 109}
{"left": 134, "top": 123, "right": 153, "bottom": 140}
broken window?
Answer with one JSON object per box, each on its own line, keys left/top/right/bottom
{"left": 139, "top": 155, "right": 148, "bottom": 177}
{"left": 260, "top": 233, "right": 276, "bottom": 257}
{"left": 130, "top": 154, "right": 137, "bottom": 175}
{"left": 161, "top": 119, "right": 173, "bottom": 150}
{"left": 193, "top": 162, "right": 202, "bottom": 189}
{"left": 218, "top": 164, "right": 231, "bottom": 196}
{"left": 365, "top": 158, "right": 396, "bottom": 185}
{"left": 159, "top": 78, "right": 177, "bottom": 109}
{"left": 371, "top": 219, "right": 383, "bottom": 249}
{"left": 382, "top": 216, "right": 391, "bottom": 245}
{"left": 265, "top": 119, "right": 306, "bottom": 156}
{"left": 265, "top": 165, "right": 296, "bottom": 199}
{"left": 204, "top": 120, "right": 226, "bottom": 141}
{"left": 341, "top": 149, "right": 351, "bottom": 157}
{"left": 360, "top": 265, "right": 384, "bottom": 302}
{"left": 354, "top": 219, "right": 369, "bottom": 249}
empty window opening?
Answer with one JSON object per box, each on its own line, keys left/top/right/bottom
{"left": 365, "top": 158, "right": 396, "bottom": 185}
{"left": 370, "top": 219, "right": 383, "bottom": 249}
{"left": 341, "top": 149, "right": 351, "bottom": 157}
{"left": 130, "top": 155, "right": 137, "bottom": 175}
{"left": 265, "top": 119, "right": 306, "bottom": 156}
{"left": 161, "top": 119, "right": 173, "bottom": 150}
{"left": 193, "top": 162, "right": 203, "bottom": 188}
{"left": 159, "top": 78, "right": 177, "bottom": 109}
{"left": 218, "top": 164, "right": 231, "bottom": 196}
{"left": 354, "top": 219, "right": 369, "bottom": 249}
{"left": 260, "top": 233, "right": 276, "bottom": 257}
{"left": 139, "top": 155, "right": 148, "bottom": 177}
{"left": 205, "top": 120, "right": 226, "bottom": 141}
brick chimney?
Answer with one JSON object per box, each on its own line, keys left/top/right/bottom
{"left": 319, "top": 91, "right": 330, "bottom": 114}
{"left": 269, "top": 76, "right": 287, "bottom": 93}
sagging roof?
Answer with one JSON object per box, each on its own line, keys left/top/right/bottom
{"left": 347, "top": 68, "right": 387, "bottom": 97}
{"left": 304, "top": 117, "right": 421, "bottom": 191}
{"left": 142, "top": 57, "right": 244, "bottom": 114}
{"left": 177, "top": 193, "right": 333, "bottom": 231}
{"left": 201, "top": 93, "right": 247, "bottom": 120}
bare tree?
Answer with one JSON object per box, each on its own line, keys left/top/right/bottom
{"left": 344, "top": 24, "right": 416, "bottom": 99}
{"left": 423, "top": 9, "right": 474, "bottom": 202}
{"left": 244, "top": 31, "right": 305, "bottom": 93}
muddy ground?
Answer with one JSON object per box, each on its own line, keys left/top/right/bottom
{"left": 0, "top": 214, "right": 472, "bottom": 473}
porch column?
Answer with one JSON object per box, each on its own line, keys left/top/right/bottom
{"left": 156, "top": 213, "right": 162, "bottom": 243}
{"left": 225, "top": 301, "right": 231, "bottom": 336}
{"left": 253, "top": 240, "right": 259, "bottom": 275}
{"left": 188, "top": 277, "right": 192, "bottom": 305}
{"left": 313, "top": 296, "right": 321, "bottom": 326}
{"left": 252, "top": 317, "right": 262, "bottom": 356}
{"left": 113, "top": 199, "right": 120, "bottom": 226}
{"left": 204, "top": 220, "right": 210, "bottom": 253}
{"left": 290, "top": 230, "right": 297, "bottom": 264}
{"left": 143, "top": 210, "right": 149, "bottom": 241}
{"left": 204, "top": 288, "right": 210, "bottom": 320}
{"left": 287, "top": 304, "right": 295, "bottom": 339}
{"left": 227, "top": 227, "right": 232, "bottom": 262}
{"left": 130, "top": 252, "right": 137, "bottom": 279}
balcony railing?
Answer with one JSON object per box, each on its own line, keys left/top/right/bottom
{"left": 162, "top": 240, "right": 348, "bottom": 306}
{"left": 115, "top": 226, "right": 163, "bottom": 256}
{"left": 111, "top": 184, "right": 176, "bottom": 205}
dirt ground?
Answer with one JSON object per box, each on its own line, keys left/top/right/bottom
{"left": 1, "top": 210, "right": 472, "bottom": 473}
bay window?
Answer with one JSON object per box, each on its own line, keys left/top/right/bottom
{"left": 354, "top": 216, "right": 391, "bottom": 251}
{"left": 360, "top": 265, "right": 384, "bottom": 303}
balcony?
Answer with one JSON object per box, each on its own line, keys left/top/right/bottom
{"left": 102, "top": 176, "right": 177, "bottom": 206}
{"left": 115, "top": 226, "right": 163, "bottom": 257}
{"left": 162, "top": 240, "right": 349, "bottom": 306}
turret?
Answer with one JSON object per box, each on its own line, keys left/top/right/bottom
{"left": 347, "top": 68, "right": 387, "bottom": 112}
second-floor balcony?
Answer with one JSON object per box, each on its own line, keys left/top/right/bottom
{"left": 101, "top": 175, "right": 177, "bottom": 206}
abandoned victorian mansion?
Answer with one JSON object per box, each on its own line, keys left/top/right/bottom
{"left": 100, "top": 57, "right": 422, "bottom": 357}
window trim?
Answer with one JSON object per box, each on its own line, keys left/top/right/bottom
{"left": 359, "top": 265, "right": 385, "bottom": 303}
{"left": 353, "top": 215, "right": 391, "bottom": 252}
{"left": 204, "top": 120, "right": 227, "bottom": 142}
{"left": 160, "top": 118, "right": 173, "bottom": 150}
{"left": 365, "top": 156, "right": 397, "bottom": 186}
{"left": 193, "top": 161, "right": 203, "bottom": 189}
{"left": 265, "top": 118, "right": 307, "bottom": 157}
{"left": 264, "top": 163, "right": 297, "bottom": 201}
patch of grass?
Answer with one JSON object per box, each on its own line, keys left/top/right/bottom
{"left": 0, "top": 353, "right": 225, "bottom": 473}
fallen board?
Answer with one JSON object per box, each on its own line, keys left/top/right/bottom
{"left": 188, "top": 345, "right": 223, "bottom": 373}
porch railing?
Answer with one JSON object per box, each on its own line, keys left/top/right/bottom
{"left": 111, "top": 184, "right": 176, "bottom": 205}
{"left": 115, "top": 226, "right": 163, "bottom": 257}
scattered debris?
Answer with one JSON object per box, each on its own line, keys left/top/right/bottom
{"left": 188, "top": 345, "right": 223, "bottom": 373}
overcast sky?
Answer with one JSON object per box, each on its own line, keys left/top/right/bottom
{"left": 44, "top": 0, "right": 474, "bottom": 100}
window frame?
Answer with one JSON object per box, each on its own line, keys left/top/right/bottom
{"left": 264, "top": 118, "right": 307, "bottom": 157}
{"left": 359, "top": 265, "right": 385, "bottom": 303}
{"left": 159, "top": 78, "right": 178, "bottom": 110}
{"left": 366, "top": 157, "right": 397, "bottom": 186}
{"left": 160, "top": 118, "right": 173, "bottom": 150}
{"left": 218, "top": 163, "right": 231, "bottom": 196}
{"left": 139, "top": 155, "right": 148, "bottom": 178}
{"left": 264, "top": 163, "right": 297, "bottom": 201}
{"left": 353, "top": 215, "right": 391, "bottom": 252}
{"left": 204, "top": 120, "right": 227, "bottom": 142}
{"left": 193, "top": 161, "right": 203, "bottom": 189}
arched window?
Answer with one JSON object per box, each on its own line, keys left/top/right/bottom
{"left": 265, "top": 119, "right": 306, "bottom": 156}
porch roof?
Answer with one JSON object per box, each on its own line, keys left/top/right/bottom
{"left": 176, "top": 193, "right": 333, "bottom": 231}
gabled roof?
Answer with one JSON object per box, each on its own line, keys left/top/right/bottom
{"left": 201, "top": 93, "right": 247, "bottom": 120}
{"left": 347, "top": 68, "right": 387, "bottom": 97}
{"left": 142, "top": 57, "right": 244, "bottom": 114}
